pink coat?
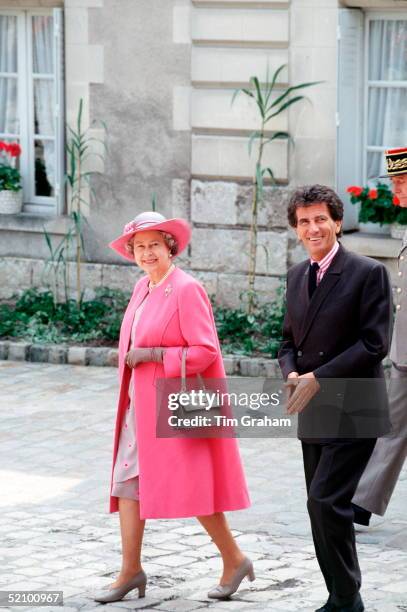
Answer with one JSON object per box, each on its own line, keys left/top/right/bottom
{"left": 109, "top": 267, "right": 251, "bottom": 519}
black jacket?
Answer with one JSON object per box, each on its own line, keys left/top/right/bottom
{"left": 278, "top": 244, "right": 393, "bottom": 439}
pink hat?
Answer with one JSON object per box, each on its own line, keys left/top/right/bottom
{"left": 109, "top": 211, "right": 191, "bottom": 262}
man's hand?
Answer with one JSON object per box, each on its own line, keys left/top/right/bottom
{"left": 125, "top": 347, "right": 164, "bottom": 368}
{"left": 285, "top": 371, "right": 299, "bottom": 400}
{"left": 286, "top": 372, "right": 320, "bottom": 415}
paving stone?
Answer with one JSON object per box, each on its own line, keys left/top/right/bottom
{"left": 8, "top": 341, "right": 30, "bottom": 361}
{"left": 0, "top": 361, "right": 405, "bottom": 612}
{"left": 153, "top": 555, "right": 197, "bottom": 568}
{"left": 29, "top": 344, "right": 50, "bottom": 363}
{"left": 48, "top": 344, "right": 68, "bottom": 364}
{"left": 0, "top": 340, "right": 9, "bottom": 360}
{"left": 156, "top": 599, "right": 205, "bottom": 611}
{"left": 87, "top": 347, "right": 111, "bottom": 367}
{"left": 107, "top": 349, "right": 119, "bottom": 367}
{"left": 67, "top": 347, "right": 88, "bottom": 366}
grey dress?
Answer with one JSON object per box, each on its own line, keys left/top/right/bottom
{"left": 111, "top": 298, "right": 148, "bottom": 501}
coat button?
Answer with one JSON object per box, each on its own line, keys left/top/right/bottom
{"left": 397, "top": 287, "right": 402, "bottom": 293}
{"left": 397, "top": 304, "right": 401, "bottom": 310}
{"left": 319, "top": 351, "right": 324, "bottom": 356}
{"left": 297, "top": 350, "right": 303, "bottom": 357}
{"left": 401, "top": 255, "right": 405, "bottom": 261}
{"left": 399, "top": 271, "right": 403, "bottom": 277}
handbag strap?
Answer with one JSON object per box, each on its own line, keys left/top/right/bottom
{"left": 180, "top": 347, "right": 206, "bottom": 392}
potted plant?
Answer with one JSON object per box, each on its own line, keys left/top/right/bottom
{"left": 347, "top": 183, "right": 396, "bottom": 235}
{"left": 0, "top": 140, "right": 23, "bottom": 214}
{"left": 391, "top": 196, "right": 407, "bottom": 239}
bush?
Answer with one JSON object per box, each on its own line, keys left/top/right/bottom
{"left": 212, "top": 284, "right": 285, "bottom": 358}
{"left": 347, "top": 183, "right": 397, "bottom": 226}
{"left": 1, "top": 285, "right": 286, "bottom": 358}
{"left": 0, "top": 287, "right": 130, "bottom": 345}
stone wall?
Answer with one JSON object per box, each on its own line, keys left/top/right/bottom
{"left": 188, "top": 179, "right": 295, "bottom": 306}
{"left": 0, "top": 0, "right": 401, "bottom": 308}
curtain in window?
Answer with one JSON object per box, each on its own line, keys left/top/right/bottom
{"left": 32, "top": 16, "right": 55, "bottom": 195}
{"left": 367, "top": 20, "right": 407, "bottom": 179}
{"left": 0, "top": 16, "right": 18, "bottom": 136}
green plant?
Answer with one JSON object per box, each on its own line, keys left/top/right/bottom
{"left": 0, "top": 141, "right": 22, "bottom": 191}
{"left": 0, "top": 287, "right": 129, "bottom": 345}
{"left": 42, "top": 227, "right": 71, "bottom": 304}
{"left": 1, "top": 286, "right": 286, "bottom": 358}
{"left": 232, "top": 66, "right": 320, "bottom": 313}
{"left": 40, "top": 100, "right": 107, "bottom": 306}
{"left": 347, "top": 183, "right": 397, "bottom": 225}
{"left": 65, "top": 99, "right": 107, "bottom": 304}
{"left": 212, "top": 283, "right": 286, "bottom": 358}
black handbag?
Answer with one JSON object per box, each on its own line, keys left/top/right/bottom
{"left": 171, "top": 348, "right": 222, "bottom": 429}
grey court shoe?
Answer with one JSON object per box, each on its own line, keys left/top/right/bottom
{"left": 207, "top": 557, "right": 255, "bottom": 600}
{"left": 94, "top": 569, "right": 147, "bottom": 604}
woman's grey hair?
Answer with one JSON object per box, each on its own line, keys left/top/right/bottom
{"left": 125, "top": 231, "right": 179, "bottom": 256}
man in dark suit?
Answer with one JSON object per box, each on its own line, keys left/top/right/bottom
{"left": 278, "top": 185, "right": 393, "bottom": 612}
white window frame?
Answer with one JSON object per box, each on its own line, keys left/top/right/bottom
{"left": 362, "top": 10, "right": 407, "bottom": 183}
{"left": 0, "top": 8, "right": 64, "bottom": 215}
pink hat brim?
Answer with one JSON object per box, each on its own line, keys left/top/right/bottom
{"left": 109, "top": 218, "right": 191, "bottom": 262}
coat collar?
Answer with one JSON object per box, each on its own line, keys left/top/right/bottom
{"left": 298, "top": 243, "right": 346, "bottom": 346}
{"left": 124, "top": 267, "right": 180, "bottom": 347}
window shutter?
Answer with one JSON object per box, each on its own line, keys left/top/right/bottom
{"left": 53, "top": 7, "right": 65, "bottom": 215}
{"left": 336, "top": 8, "right": 364, "bottom": 231}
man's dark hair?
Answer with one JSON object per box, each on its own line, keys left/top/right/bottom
{"left": 287, "top": 184, "right": 344, "bottom": 236}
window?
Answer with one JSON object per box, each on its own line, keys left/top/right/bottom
{"left": 0, "top": 9, "right": 64, "bottom": 214}
{"left": 337, "top": 9, "right": 407, "bottom": 229}
{"left": 364, "top": 13, "right": 407, "bottom": 181}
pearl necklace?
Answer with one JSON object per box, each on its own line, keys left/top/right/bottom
{"left": 148, "top": 264, "right": 175, "bottom": 292}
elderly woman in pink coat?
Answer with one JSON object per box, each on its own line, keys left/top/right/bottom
{"left": 94, "top": 212, "right": 253, "bottom": 604}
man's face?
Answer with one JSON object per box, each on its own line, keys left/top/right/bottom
{"left": 295, "top": 202, "right": 342, "bottom": 261}
{"left": 391, "top": 174, "right": 407, "bottom": 208}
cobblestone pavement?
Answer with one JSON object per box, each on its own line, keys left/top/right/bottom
{"left": 0, "top": 361, "right": 406, "bottom": 612}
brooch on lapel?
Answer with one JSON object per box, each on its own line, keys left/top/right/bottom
{"left": 165, "top": 284, "right": 173, "bottom": 297}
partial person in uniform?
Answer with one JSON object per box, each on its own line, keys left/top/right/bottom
{"left": 352, "top": 147, "right": 407, "bottom": 526}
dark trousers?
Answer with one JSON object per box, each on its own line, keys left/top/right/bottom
{"left": 301, "top": 439, "right": 376, "bottom": 606}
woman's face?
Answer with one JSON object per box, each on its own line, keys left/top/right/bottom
{"left": 131, "top": 230, "right": 172, "bottom": 276}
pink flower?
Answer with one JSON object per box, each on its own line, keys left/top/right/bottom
{"left": 124, "top": 221, "right": 138, "bottom": 234}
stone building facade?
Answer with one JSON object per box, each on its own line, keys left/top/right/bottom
{"left": 0, "top": 0, "right": 405, "bottom": 305}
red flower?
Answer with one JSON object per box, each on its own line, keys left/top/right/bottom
{"left": 0, "top": 141, "right": 8, "bottom": 152}
{"left": 7, "top": 142, "right": 21, "bottom": 157}
{"left": 368, "top": 189, "right": 378, "bottom": 199}
{"left": 393, "top": 195, "right": 401, "bottom": 206}
{"left": 347, "top": 186, "right": 363, "bottom": 197}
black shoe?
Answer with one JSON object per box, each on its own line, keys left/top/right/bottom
{"left": 331, "top": 593, "right": 365, "bottom": 612}
{"left": 352, "top": 503, "right": 372, "bottom": 526}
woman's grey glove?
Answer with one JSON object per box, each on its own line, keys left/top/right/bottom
{"left": 125, "top": 347, "right": 165, "bottom": 368}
